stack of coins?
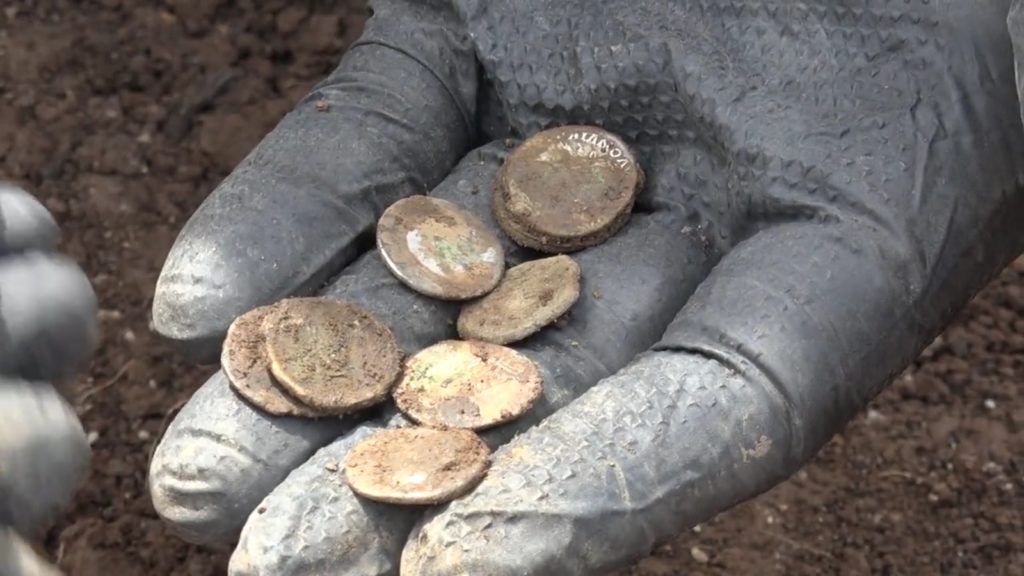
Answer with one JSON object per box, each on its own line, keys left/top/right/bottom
{"left": 222, "top": 298, "right": 404, "bottom": 418}
{"left": 221, "top": 125, "right": 643, "bottom": 505}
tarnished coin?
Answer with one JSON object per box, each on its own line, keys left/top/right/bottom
{"left": 457, "top": 255, "right": 581, "bottom": 345}
{"left": 494, "top": 125, "right": 643, "bottom": 253}
{"left": 344, "top": 427, "right": 490, "bottom": 505}
{"left": 377, "top": 195, "right": 505, "bottom": 300}
{"left": 221, "top": 304, "right": 321, "bottom": 417}
{"left": 264, "top": 297, "right": 403, "bottom": 415}
{"left": 393, "top": 340, "right": 543, "bottom": 430}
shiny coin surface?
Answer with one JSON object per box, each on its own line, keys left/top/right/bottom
{"left": 222, "top": 304, "right": 322, "bottom": 417}
{"left": 393, "top": 340, "right": 543, "bottom": 430}
{"left": 264, "top": 297, "right": 403, "bottom": 415}
{"left": 344, "top": 427, "right": 490, "bottom": 505}
{"left": 377, "top": 195, "right": 505, "bottom": 300}
{"left": 457, "top": 255, "right": 581, "bottom": 345}
{"left": 494, "top": 125, "right": 643, "bottom": 253}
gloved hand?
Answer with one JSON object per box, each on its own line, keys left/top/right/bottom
{"left": 0, "top": 183, "right": 98, "bottom": 575}
{"left": 147, "top": 1, "right": 1024, "bottom": 574}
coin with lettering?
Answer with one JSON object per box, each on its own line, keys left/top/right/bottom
{"left": 377, "top": 195, "right": 505, "bottom": 300}
{"left": 494, "top": 125, "right": 644, "bottom": 253}
{"left": 393, "top": 340, "right": 543, "bottom": 431}
{"left": 221, "top": 304, "right": 322, "bottom": 417}
{"left": 263, "top": 297, "right": 403, "bottom": 415}
{"left": 344, "top": 427, "right": 491, "bottom": 505}
{"left": 457, "top": 255, "right": 581, "bottom": 345}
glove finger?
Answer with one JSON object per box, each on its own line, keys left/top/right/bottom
{"left": 149, "top": 143, "right": 519, "bottom": 547}
{"left": 151, "top": 0, "right": 478, "bottom": 362}
{"left": 0, "top": 183, "right": 60, "bottom": 255}
{"left": 0, "top": 527, "right": 64, "bottom": 576}
{"left": 0, "top": 379, "right": 89, "bottom": 538}
{"left": 228, "top": 160, "right": 717, "bottom": 575}
{"left": 0, "top": 253, "right": 97, "bottom": 382}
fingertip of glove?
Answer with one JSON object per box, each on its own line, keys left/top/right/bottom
{"left": 151, "top": 247, "right": 255, "bottom": 364}
{"left": 147, "top": 426, "right": 247, "bottom": 546}
{"left": 0, "top": 381, "right": 90, "bottom": 536}
{"left": 0, "top": 253, "right": 98, "bottom": 382}
{"left": 0, "top": 527, "right": 67, "bottom": 576}
{"left": 0, "top": 182, "right": 60, "bottom": 254}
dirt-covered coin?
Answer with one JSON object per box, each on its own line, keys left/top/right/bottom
{"left": 393, "top": 340, "right": 543, "bottom": 430}
{"left": 457, "top": 255, "right": 581, "bottom": 345}
{"left": 263, "top": 297, "right": 403, "bottom": 415}
{"left": 344, "top": 427, "right": 491, "bottom": 505}
{"left": 494, "top": 125, "right": 643, "bottom": 253}
{"left": 377, "top": 195, "right": 505, "bottom": 300}
{"left": 221, "top": 304, "right": 322, "bottom": 417}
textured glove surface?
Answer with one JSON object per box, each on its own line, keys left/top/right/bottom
{"left": 149, "top": 2, "right": 1024, "bottom": 575}
{"left": 0, "top": 183, "right": 97, "bottom": 576}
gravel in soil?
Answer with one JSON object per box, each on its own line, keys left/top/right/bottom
{"left": 2, "top": 2, "right": 1019, "bottom": 575}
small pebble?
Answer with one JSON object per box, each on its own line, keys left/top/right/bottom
{"left": 87, "top": 431, "right": 100, "bottom": 445}
{"left": 97, "top": 309, "right": 122, "bottom": 322}
{"left": 324, "top": 462, "right": 339, "bottom": 472}
{"left": 123, "top": 329, "right": 136, "bottom": 343}
{"left": 982, "top": 461, "right": 1002, "bottom": 475}
{"left": 690, "top": 546, "right": 710, "bottom": 564}
{"left": 137, "top": 429, "right": 151, "bottom": 441}
{"left": 983, "top": 398, "right": 996, "bottom": 410}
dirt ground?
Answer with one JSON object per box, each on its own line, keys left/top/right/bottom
{"left": 1, "top": 2, "right": 1020, "bottom": 575}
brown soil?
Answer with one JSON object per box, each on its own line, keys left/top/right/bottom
{"left": 457, "top": 254, "right": 581, "bottom": 345}
{"left": 221, "top": 304, "right": 320, "bottom": 418}
{"left": 265, "top": 297, "right": 402, "bottom": 415}
{"left": 0, "top": 1, "right": 1018, "bottom": 574}
{"left": 377, "top": 195, "right": 505, "bottom": 301}
{"left": 495, "top": 125, "right": 642, "bottom": 253}
{"left": 393, "top": 340, "right": 543, "bottom": 430}
{"left": 344, "top": 427, "right": 491, "bottom": 506}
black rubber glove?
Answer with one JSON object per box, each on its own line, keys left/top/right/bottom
{"left": 147, "top": 1, "right": 1024, "bottom": 574}
{"left": 0, "top": 183, "right": 98, "bottom": 576}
